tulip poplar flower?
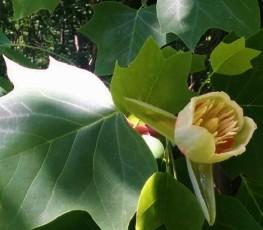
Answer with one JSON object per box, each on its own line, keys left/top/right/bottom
{"left": 174, "top": 92, "right": 257, "bottom": 163}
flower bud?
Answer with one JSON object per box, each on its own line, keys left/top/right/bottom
{"left": 174, "top": 92, "right": 257, "bottom": 163}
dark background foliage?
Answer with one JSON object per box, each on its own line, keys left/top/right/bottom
{"left": 2, "top": 0, "right": 261, "bottom": 76}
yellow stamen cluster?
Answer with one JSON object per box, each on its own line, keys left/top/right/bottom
{"left": 193, "top": 99, "right": 239, "bottom": 152}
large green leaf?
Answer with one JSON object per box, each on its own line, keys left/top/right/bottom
{"left": 136, "top": 172, "right": 204, "bottom": 230}
{"left": 204, "top": 196, "right": 262, "bottom": 230}
{"left": 211, "top": 30, "right": 263, "bottom": 183}
{"left": 111, "top": 38, "right": 195, "bottom": 115}
{"left": 210, "top": 37, "right": 261, "bottom": 75}
{"left": 80, "top": 2, "right": 166, "bottom": 75}
{"left": 12, "top": 0, "right": 60, "bottom": 19}
{"left": 0, "top": 57, "right": 157, "bottom": 229}
{"left": 157, "top": 0, "right": 260, "bottom": 49}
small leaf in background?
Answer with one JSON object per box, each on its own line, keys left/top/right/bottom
{"left": 210, "top": 37, "right": 261, "bottom": 75}
{"left": 80, "top": 2, "right": 166, "bottom": 75}
{"left": 136, "top": 172, "right": 204, "bottom": 230}
{"left": 204, "top": 196, "right": 262, "bottom": 230}
{"left": 12, "top": 0, "right": 60, "bottom": 19}
{"left": 157, "top": 0, "right": 260, "bottom": 49}
{"left": 0, "top": 57, "right": 157, "bottom": 230}
{"left": 211, "top": 30, "right": 263, "bottom": 184}
{"left": 111, "top": 38, "right": 195, "bottom": 115}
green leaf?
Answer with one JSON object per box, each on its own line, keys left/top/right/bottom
{"left": 80, "top": 2, "right": 165, "bottom": 75}
{"left": 204, "top": 196, "right": 262, "bottom": 230}
{"left": 0, "top": 77, "right": 13, "bottom": 95}
{"left": 210, "top": 38, "right": 261, "bottom": 75}
{"left": 111, "top": 38, "right": 195, "bottom": 115}
{"left": 0, "top": 32, "right": 11, "bottom": 53}
{"left": 12, "top": 0, "right": 60, "bottom": 19}
{"left": 237, "top": 176, "right": 263, "bottom": 224}
{"left": 0, "top": 57, "right": 157, "bottom": 230}
{"left": 157, "top": 0, "right": 261, "bottom": 49}
{"left": 191, "top": 54, "right": 206, "bottom": 73}
{"left": 211, "top": 30, "right": 263, "bottom": 183}
{"left": 136, "top": 172, "right": 204, "bottom": 230}
{"left": 4, "top": 48, "right": 38, "bottom": 68}
{"left": 124, "top": 98, "right": 176, "bottom": 142}
{"left": 186, "top": 159, "right": 216, "bottom": 226}
{"left": 162, "top": 46, "right": 206, "bottom": 73}
{"left": 0, "top": 32, "right": 37, "bottom": 68}
{"left": 35, "top": 211, "right": 100, "bottom": 230}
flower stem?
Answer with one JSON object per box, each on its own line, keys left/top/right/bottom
{"left": 165, "top": 139, "right": 177, "bottom": 179}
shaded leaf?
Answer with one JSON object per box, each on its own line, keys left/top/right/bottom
{"left": 237, "top": 176, "right": 263, "bottom": 225}
{"left": 0, "top": 32, "right": 37, "bottom": 68}
{"left": 210, "top": 38, "right": 260, "bottom": 75}
{"left": 136, "top": 172, "right": 204, "bottom": 230}
{"left": 0, "top": 32, "right": 11, "bottom": 53}
{"left": 35, "top": 211, "right": 100, "bottom": 230}
{"left": 111, "top": 38, "right": 195, "bottom": 115}
{"left": 80, "top": 2, "right": 165, "bottom": 75}
{"left": 0, "top": 57, "right": 157, "bottom": 230}
{"left": 12, "top": 0, "right": 60, "bottom": 19}
{"left": 204, "top": 196, "right": 262, "bottom": 230}
{"left": 157, "top": 0, "right": 260, "bottom": 49}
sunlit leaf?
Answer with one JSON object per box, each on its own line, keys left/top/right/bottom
{"left": 136, "top": 172, "right": 204, "bottom": 230}
{"left": 111, "top": 38, "right": 195, "bottom": 115}
{"left": 0, "top": 57, "right": 157, "bottom": 229}
{"left": 210, "top": 37, "right": 261, "bottom": 75}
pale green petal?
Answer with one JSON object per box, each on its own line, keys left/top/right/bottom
{"left": 210, "top": 116, "right": 257, "bottom": 163}
{"left": 174, "top": 125, "right": 215, "bottom": 163}
{"left": 175, "top": 101, "right": 193, "bottom": 127}
{"left": 191, "top": 91, "right": 230, "bottom": 104}
{"left": 234, "top": 116, "right": 257, "bottom": 146}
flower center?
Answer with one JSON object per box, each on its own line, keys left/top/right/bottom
{"left": 193, "top": 99, "right": 239, "bottom": 153}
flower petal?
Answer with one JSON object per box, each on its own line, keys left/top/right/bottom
{"left": 174, "top": 125, "right": 216, "bottom": 163}
{"left": 210, "top": 116, "right": 257, "bottom": 163}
